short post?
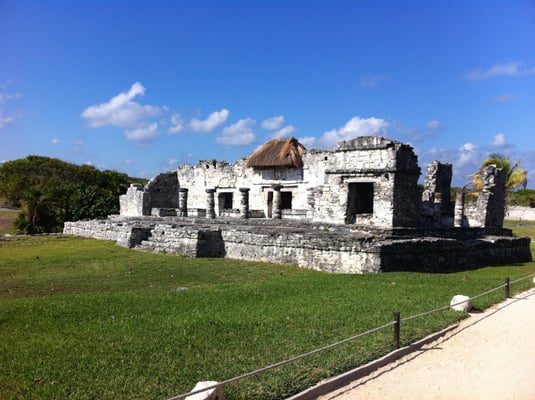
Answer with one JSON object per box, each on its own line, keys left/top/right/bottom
{"left": 505, "top": 277, "right": 510, "bottom": 298}
{"left": 393, "top": 311, "right": 401, "bottom": 349}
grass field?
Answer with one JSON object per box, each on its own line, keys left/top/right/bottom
{"left": 1, "top": 223, "right": 534, "bottom": 399}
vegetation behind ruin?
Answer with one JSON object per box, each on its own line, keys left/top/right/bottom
{"left": 0, "top": 156, "right": 146, "bottom": 233}
{"left": 1, "top": 228, "right": 534, "bottom": 400}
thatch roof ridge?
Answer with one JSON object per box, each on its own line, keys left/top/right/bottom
{"left": 246, "top": 137, "right": 307, "bottom": 168}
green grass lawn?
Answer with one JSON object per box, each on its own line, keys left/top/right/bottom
{"left": 1, "top": 229, "right": 534, "bottom": 400}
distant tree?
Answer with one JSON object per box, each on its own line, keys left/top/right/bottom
{"left": 0, "top": 155, "right": 145, "bottom": 233}
{"left": 471, "top": 153, "right": 527, "bottom": 196}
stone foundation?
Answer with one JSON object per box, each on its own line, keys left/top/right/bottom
{"left": 63, "top": 217, "right": 532, "bottom": 274}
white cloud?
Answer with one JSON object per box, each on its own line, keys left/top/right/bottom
{"left": 269, "top": 125, "right": 297, "bottom": 139}
{"left": 0, "top": 111, "right": 16, "bottom": 128}
{"left": 261, "top": 115, "right": 285, "bottom": 130}
{"left": 493, "top": 93, "right": 515, "bottom": 103}
{"left": 319, "top": 116, "right": 389, "bottom": 149}
{"left": 51, "top": 138, "right": 60, "bottom": 145}
{"left": 168, "top": 113, "right": 185, "bottom": 134}
{"left": 426, "top": 120, "right": 443, "bottom": 130}
{"left": 298, "top": 136, "right": 317, "bottom": 149}
{"left": 81, "top": 82, "right": 163, "bottom": 141}
{"left": 465, "top": 62, "right": 535, "bottom": 80}
{"left": 190, "top": 109, "right": 229, "bottom": 133}
{"left": 165, "top": 158, "right": 181, "bottom": 170}
{"left": 217, "top": 118, "right": 256, "bottom": 146}
{"left": 125, "top": 123, "right": 159, "bottom": 141}
{"left": 491, "top": 133, "right": 507, "bottom": 147}
{"left": 456, "top": 142, "right": 480, "bottom": 169}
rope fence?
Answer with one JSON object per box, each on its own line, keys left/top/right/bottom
{"left": 168, "top": 272, "right": 535, "bottom": 400}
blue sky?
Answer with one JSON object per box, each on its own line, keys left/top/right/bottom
{"left": 1, "top": 0, "right": 534, "bottom": 187}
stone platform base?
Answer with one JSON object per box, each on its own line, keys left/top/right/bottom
{"left": 63, "top": 217, "right": 532, "bottom": 274}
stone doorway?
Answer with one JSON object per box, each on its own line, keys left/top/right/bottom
{"left": 346, "top": 182, "right": 374, "bottom": 224}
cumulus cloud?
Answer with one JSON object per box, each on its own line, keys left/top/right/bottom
{"left": 190, "top": 109, "right": 229, "bottom": 133}
{"left": 81, "top": 82, "right": 163, "bottom": 141}
{"left": 125, "top": 123, "right": 158, "bottom": 141}
{"left": 261, "top": 115, "right": 285, "bottom": 130}
{"left": 319, "top": 116, "right": 389, "bottom": 148}
{"left": 269, "top": 125, "right": 297, "bottom": 140}
{"left": 426, "top": 120, "right": 444, "bottom": 130}
{"left": 51, "top": 138, "right": 60, "bottom": 145}
{"left": 298, "top": 136, "right": 317, "bottom": 149}
{"left": 492, "top": 133, "right": 507, "bottom": 147}
{"left": 456, "top": 142, "right": 480, "bottom": 169}
{"left": 217, "top": 118, "right": 256, "bottom": 146}
{"left": 168, "top": 113, "right": 185, "bottom": 134}
{"left": 465, "top": 62, "right": 535, "bottom": 80}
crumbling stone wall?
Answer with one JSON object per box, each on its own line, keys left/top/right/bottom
{"left": 465, "top": 165, "right": 506, "bottom": 228}
{"left": 120, "top": 184, "right": 151, "bottom": 216}
{"left": 310, "top": 137, "right": 421, "bottom": 227}
{"left": 146, "top": 171, "right": 179, "bottom": 209}
{"left": 63, "top": 217, "right": 532, "bottom": 273}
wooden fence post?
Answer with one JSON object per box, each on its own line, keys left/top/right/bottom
{"left": 393, "top": 311, "right": 401, "bottom": 349}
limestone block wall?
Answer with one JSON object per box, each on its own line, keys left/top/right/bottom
{"left": 63, "top": 220, "right": 152, "bottom": 248}
{"left": 120, "top": 184, "right": 151, "bottom": 216}
{"left": 506, "top": 206, "right": 535, "bottom": 221}
{"left": 146, "top": 171, "right": 179, "bottom": 209}
{"left": 220, "top": 228, "right": 382, "bottom": 273}
{"left": 309, "top": 137, "right": 421, "bottom": 227}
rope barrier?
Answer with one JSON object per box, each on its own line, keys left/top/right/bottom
{"left": 168, "top": 273, "right": 535, "bottom": 400}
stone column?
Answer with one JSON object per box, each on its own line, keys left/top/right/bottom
{"left": 454, "top": 190, "right": 465, "bottom": 227}
{"left": 306, "top": 187, "right": 316, "bottom": 220}
{"left": 205, "top": 189, "right": 216, "bottom": 219}
{"left": 272, "top": 184, "right": 282, "bottom": 219}
{"left": 239, "top": 188, "right": 250, "bottom": 219}
{"left": 178, "top": 188, "right": 188, "bottom": 217}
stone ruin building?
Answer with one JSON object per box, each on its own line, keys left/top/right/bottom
{"left": 64, "top": 136, "right": 532, "bottom": 273}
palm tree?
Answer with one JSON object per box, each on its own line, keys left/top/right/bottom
{"left": 471, "top": 153, "right": 527, "bottom": 195}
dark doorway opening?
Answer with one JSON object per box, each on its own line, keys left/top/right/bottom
{"left": 218, "top": 192, "right": 233, "bottom": 211}
{"left": 346, "top": 182, "right": 374, "bottom": 224}
{"left": 281, "top": 192, "right": 292, "bottom": 209}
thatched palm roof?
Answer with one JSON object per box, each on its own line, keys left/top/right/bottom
{"left": 246, "top": 137, "right": 307, "bottom": 169}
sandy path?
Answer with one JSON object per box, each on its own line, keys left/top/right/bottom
{"left": 318, "top": 288, "right": 535, "bottom": 400}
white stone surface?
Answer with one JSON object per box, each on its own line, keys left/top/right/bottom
{"left": 450, "top": 295, "right": 472, "bottom": 312}
{"left": 186, "top": 381, "right": 224, "bottom": 400}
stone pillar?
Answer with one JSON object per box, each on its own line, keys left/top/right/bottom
{"left": 454, "top": 190, "right": 465, "bottom": 227}
{"left": 205, "top": 189, "right": 216, "bottom": 219}
{"left": 306, "top": 187, "right": 316, "bottom": 220}
{"left": 239, "top": 188, "right": 250, "bottom": 219}
{"left": 434, "top": 192, "right": 442, "bottom": 217}
{"left": 272, "top": 184, "right": 282, "bottom": 219}
{"left": 178, "top": 188, "right": 188, "bottom": 217}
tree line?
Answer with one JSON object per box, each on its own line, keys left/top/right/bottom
{"left": 0, "top": 156, "right": 146, "bottom": 233}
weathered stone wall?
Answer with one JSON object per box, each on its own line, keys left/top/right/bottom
{"left": 310, "top": 137, "right": 421, "bottom": 227}
{"left": 63, "top": 218, "right": 532, "bottom": 274}
{"left": 506, "top": 206, "right": 535, "bottom": 221}
{"left": 120, "top": 184, "right": 151, "bottom": 216}
{"left": 63, "top": 219, "right": 152, "bottom": 248}
{"left": 146, "top": 171, "right": 179, "bottom": 209}
{"left": 465, "top": 165, "right": 506, "bottom": 228}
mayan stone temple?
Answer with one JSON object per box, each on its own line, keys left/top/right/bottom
{"left": 64, "top": 136, "right": 532, "bottom": 273}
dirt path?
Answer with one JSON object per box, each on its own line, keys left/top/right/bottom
{"left": 317, "top": 288, "right": 535, "bottom": 400}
